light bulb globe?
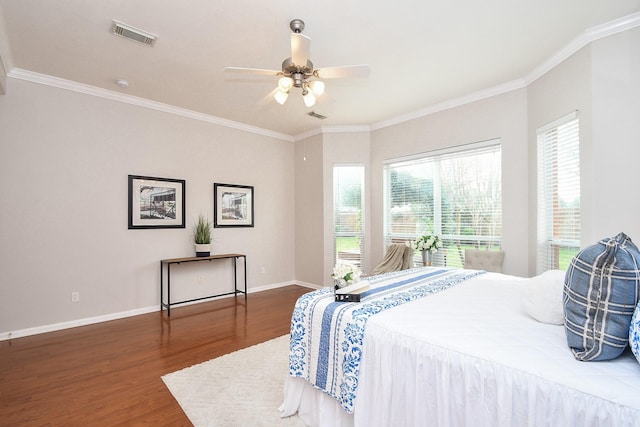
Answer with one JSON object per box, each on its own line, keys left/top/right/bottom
{"left": 274, "top": 90, "right": 289, "bottom": 105}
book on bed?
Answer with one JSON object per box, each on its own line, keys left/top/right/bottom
{"left": 334, "top": 280, "right": 370, "bottom": 302}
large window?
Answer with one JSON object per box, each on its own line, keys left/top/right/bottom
{"left": 384, "top": 141, "right": 502, "bottom": 267}
{"left": 537, "top": 112, "right": 580, "bottom": 273}
{"left": 334, "top": 165, "right": 365, "bottom": 271}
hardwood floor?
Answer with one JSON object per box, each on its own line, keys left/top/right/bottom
{"left": 0, "top": 285, "right": 310, "bottom": 427}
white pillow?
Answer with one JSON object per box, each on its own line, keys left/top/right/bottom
{"left": 521, "top": 270, "right": 565, "bottom": 325}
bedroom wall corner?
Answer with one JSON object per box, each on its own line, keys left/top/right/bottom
{"left": 294, "top": 134, "right": 325, "bottom": 286}
{"left": 370, "top": 90, "right": 529, "bottom": 277}
{"left": 321, "top": 131, "right": 372, "bottom": 279}
{"left": 527, "top": 45, "right": 593, "bottom": 275}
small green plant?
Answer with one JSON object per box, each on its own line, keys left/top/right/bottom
{"left": 194, "top": 214, "right": 213, "bottom": 244}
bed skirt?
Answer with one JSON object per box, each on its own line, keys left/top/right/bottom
{"left": 280, "top": 376, "right": 354, "bottom": 427}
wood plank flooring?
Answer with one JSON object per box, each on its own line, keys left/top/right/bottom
{"left": 0, "top": 285, "right": 310, "bottom": 426}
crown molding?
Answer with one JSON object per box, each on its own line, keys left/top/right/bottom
{"left": 525, "top": 11, "right": 640, "bottom": 85}
{"left": 321, "top": 125, "right": 371, "bottom": 134}
{"left": 372, "top": 11, "right": 640, "bottom": 132}
{"left": 292, "top": 127, "right": 323, "bottom": 141}
{"left": 292, "top": 125, "right": 371, "bottom": 142}
{"left": 6, "top": 68, "right": 294, "bottom": 142}
{"left": 370, "top": 78, "right": 527, "bottom": 131}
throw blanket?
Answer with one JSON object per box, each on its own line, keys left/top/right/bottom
{"left": 288, "top": 267, "right": 484, "bottom": 413}
{"left": 371, "top": 243, "right": 413, "bottom": 275}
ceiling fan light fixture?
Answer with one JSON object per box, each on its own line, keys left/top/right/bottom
{"left": 303, "top": 90, "right": 316, "bottom": 107}
{"left": 309, "top": 80, "right": 325, "bottom": 96}
{"left": 278, "top": 77, "right": 294, "bottom": 91}
{"left": 274, "top": 90, "right": 289, "bottom": 105}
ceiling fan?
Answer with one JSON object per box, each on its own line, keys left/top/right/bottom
{"left": 224, "top": 19, "right": 370, "bottom": 107}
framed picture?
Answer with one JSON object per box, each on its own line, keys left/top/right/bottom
{"left": 214, "top": 183, "right": 254, "bottom": 227}
{"left": 128, "top": 175, "right": 186, "bottom": 229}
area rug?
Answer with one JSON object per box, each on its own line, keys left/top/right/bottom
{"left": 162, "top": 335, "right": 305, "bottom": 427}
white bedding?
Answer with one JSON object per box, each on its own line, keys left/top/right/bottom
{"left": 281, "top": 271, "right": 640, "bottom": 427}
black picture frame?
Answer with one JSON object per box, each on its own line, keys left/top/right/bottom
{"left": 128, "top": 175, "right": 186, "bottom": 229}
{"left": 214, "top": 183, "right": 254, "bottom": 228}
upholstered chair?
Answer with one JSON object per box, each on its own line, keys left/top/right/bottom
{"left": 463, "top": 249, "right": 505, "bottom": 273}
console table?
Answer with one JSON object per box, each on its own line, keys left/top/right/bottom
{"left": 160, "top": 253, "right": 247, "bottom": 316}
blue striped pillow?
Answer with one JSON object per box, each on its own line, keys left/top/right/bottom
{"left": 563, "top": 232, "right": 640, "bottom": 361}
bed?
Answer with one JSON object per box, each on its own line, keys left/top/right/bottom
{"left": 279, "top": 267, "right": 640, "bottom": 427}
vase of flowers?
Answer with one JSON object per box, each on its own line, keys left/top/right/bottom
{"left": 332, "top": 261, "right": 361, "bottom": 289}
{"left": 408, "top": 234, "right": 443, "bottom": 266}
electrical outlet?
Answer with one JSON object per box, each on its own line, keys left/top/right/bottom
{"left": 197, "top": 276, "right": 204, "bottom": 284}
{"left": 260, "top": 266, "right": 266, "bottom": 274}
{"left": 71, "top": 292, "right": 80, "bottom": 303}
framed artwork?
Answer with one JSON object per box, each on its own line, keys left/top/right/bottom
{"left": 128, "top": 175, "right": 186, "bottom": 229}
{"left": 214, "top": 183, "right": 254, "bottom": 228}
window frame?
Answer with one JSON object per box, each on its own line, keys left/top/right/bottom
{"left": 383, "top": 140, "right": 502, "bottom": 268}
{"left": 536, "top": 111, "right": 580, "bottom": 273}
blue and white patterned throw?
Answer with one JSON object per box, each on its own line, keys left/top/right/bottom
{"left": 287, "top": 267, "right": 484, "bottom": 413}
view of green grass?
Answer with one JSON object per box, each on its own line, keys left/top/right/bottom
{"left": 336, "top": 236, "right": 360, "bottom": 253}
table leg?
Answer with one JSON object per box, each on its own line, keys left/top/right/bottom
{"left": 160, "top": 261, "right": 163, "bottom": 312}
{"left": 167, "top": 264, "right": 171, "bottom": 317}
{"left": 243, "top": 256, "right": 247, "bottom": 300}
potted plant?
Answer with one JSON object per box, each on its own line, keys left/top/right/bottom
{"left": 194, "top": 214, "right": 213, "bottom": 257}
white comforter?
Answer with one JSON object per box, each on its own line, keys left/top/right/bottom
{"left": 281, "top": 271, "right": 640, "bottom": 427}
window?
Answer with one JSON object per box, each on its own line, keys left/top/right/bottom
{"left": 384, "top": 141, "right": 502, "bottom": 267}
{"left": 334, "top": 165, "right": 365, "bottom": 271}
{"left": 537, "top": 112, "right": 580, "bottom": 273}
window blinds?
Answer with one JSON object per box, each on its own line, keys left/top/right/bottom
{"left": 334, "top": 165, "right": 365, "bottom": 272}
{"left": 537, "top": 112, "right": 580, "bottom": 273}
{"left": 384, "top": 141, "right": 502, "bottom": 267}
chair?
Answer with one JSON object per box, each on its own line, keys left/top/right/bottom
{"left": 372, "top": 244, "right": 413, "bottom": 275}
{"left": 464, "top": 249, "right": 505, "bottom": 273}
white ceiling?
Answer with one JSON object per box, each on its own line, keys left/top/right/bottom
{"left": 1, "top": 1, "right": 639, "bottom": 137}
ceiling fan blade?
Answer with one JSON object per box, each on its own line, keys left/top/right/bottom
{"left": 291, "top": 33, "right": 311, "bottom": 67}
{"left": 224, "top": 67, "right": 280, "bottom": 76}
{"left": 315, "top": 65, "right": 370, "bottom": 79}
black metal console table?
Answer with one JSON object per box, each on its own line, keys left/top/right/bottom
{"left": 160, "top": 253, "right": 247, "bottom": 316}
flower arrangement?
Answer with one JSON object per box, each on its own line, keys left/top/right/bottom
{"left": 332, "top": 261, "right": 361, "bottom": 288}
{"left": 408, "top": 234, "right": 443, "bottom": 253}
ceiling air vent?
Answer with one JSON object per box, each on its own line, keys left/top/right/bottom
{"left": 307, "top": 111, "right": 327, "bottom": 120}
{"left": 111, "top": 20, "right": 157, "bottom": 46}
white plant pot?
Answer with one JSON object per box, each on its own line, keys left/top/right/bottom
{"left": 195, "top": 243, "right": 211, "bottom": 257}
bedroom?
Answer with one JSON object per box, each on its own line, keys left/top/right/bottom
{"left": 1, "top": 1, "right": 640, "bottom": 425}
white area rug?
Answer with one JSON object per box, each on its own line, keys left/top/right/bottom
{"left": 162, "top": 335, "right": 305, "bottom": 427}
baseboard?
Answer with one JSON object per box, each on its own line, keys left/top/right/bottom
{"left": 0, "top": 281, "right": 319, "bottom": 341}
{"left": 0, "top": 305, "right": 159, "bottom": 341}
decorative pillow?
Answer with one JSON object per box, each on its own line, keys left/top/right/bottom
{"left": 630, "top": 302, "right": 640, "bottom": 364}
{"left": 564, "top": 232, "right": 640, "bottom": 361}
{"left": 521, "top": 270, "right": 565, "bottom": 325}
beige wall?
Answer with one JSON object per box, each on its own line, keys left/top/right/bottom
{"left": 589, "top": 27, "right": 640, "bottom": 243}
{"left": 294, "top": 133, "right": 324, "bottom": 286}
{"left": 0, "top": 78, "right": 295, "bottom": 334}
